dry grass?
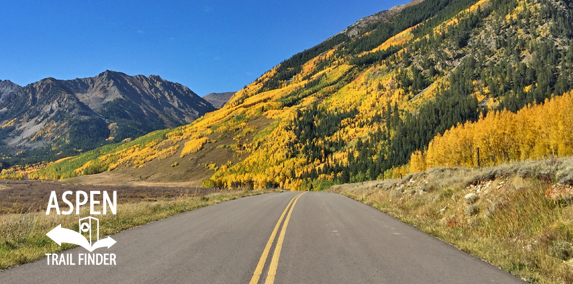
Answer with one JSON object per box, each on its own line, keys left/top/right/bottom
{"left": 329, "top": 157, "right": 573, "bottom": 284}
{"left": 0, "top": 179, "right": 227, "bottom": 214}
{"left": 0, "top": 183, "right": 279, "bottom": 270}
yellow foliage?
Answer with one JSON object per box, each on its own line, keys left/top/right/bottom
{"left": 0, "top": 162, "right": 50, "bottom": 179}
{"left": 53, "top": 156, "right": 73, "bottom": 164}
{"left": 205, "top": 163, "right": 219, "bottom": 171}
{"left": 467, "top": 0, "right": 491, "bottom": 12}
{"left": 1, "top": 118, "right": 17, "bottom": 128}
{"left": 392, "top": 165, "right": 407, "bottom": 179}
{"left": 300, "top": 48, "right": 336, "bottom": 79}
{"left": 409, "top": 150, "right": 426, "bottom": 173}
{"left": 30, "top": 122, "right": 59, "bottom": 141}
{"left": 413, "top": 91, "right": 573, "bottom": 169}
{"left": 368, "top": 26, "right": 415, "bottom": 55}
{"left": 434, "top": 0, "right": 491, "bottom": 34}
{"left": 74, "top": 161, "right": 93, "bottom": 174}
{"left": 181, "top": 137, "right": 210, "bottom": 158}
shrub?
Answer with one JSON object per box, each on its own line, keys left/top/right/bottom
{"left": 465, "top": 193, "right": 479, "bottom": 204}
{"left": 439, "top": 189, "right": 454, "bottom": 200}
{"left": 466, "top": 204, "right": 479, "bottom": 216}
{"left": 550, "top": 241, "right": 572, "bottom": 261}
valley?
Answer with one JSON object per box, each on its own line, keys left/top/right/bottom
{"left": 1, "top": 0, "right": 573, "bottom": 282}
{"left": 15, "top": 0, "right": 573, "bottom": 193}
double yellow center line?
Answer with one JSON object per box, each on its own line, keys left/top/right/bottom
{"left": 249, "top": 193, "right": 305, "bottom": 284}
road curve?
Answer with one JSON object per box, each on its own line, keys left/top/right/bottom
{"left": 0, "top": 192, "right": 525, "bottom": 284}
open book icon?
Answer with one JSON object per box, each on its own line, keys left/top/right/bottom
{"left": 46, "top": 224, "right": 116, "bottom": 252}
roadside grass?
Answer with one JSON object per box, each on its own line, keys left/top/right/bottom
{"left": 328, "top": 157, "right": 573, "bottom": 284}
{"left": 0, "top": 188, "right": 279, "bottom": 270}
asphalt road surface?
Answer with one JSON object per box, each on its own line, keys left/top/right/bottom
{"left": 0, "top": 191, "right": 526, "bottom": 284}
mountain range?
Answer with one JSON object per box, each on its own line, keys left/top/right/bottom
{"left": 14, "top": 0, "right": 573, "bottom": 189}
{"left": 0, "top": 71, "right": 215, "bottom": 166}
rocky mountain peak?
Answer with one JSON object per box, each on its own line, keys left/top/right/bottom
{"left": 0, "top": 80, "right": 21, "bottom": 102}
{"left": 341, "top": 0, "right": 425, "bottom": 37}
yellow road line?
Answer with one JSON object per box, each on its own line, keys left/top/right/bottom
{"left": 264, "top": 192, "right": 305, "bottom": 284}
{"left": 249, "top": 193, "right": 304, "bottom": 284}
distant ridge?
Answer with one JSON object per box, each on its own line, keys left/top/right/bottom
{"left": 203, "top": 92, "right": 235, "bottom": 109}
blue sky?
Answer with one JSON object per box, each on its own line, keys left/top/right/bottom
{"left": 0, "top": 0, "right": 404, "bottom": 96}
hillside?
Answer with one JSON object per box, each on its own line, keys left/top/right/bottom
{"left": 0, "top": 71, "right": 215, "bottom": 167}
{"left": 203, "top": 92, "right": 235, "bottom": 109}
{"left": 24, "top": 0, "right": 573, "bottom": 188}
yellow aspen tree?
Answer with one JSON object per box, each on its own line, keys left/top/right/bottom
{"left": 409, "top": 150, "right": 426, "bottom": 173}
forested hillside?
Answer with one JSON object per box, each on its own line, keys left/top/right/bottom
{"left": 20, "top": 0, "right": 573, "bottom": 189}
{"left": 409, "top": 90, "right": 573, "bottom": 171}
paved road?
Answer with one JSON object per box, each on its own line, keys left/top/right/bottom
{"left": 0, "top": 192, "right": 526, "bottom": 284}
